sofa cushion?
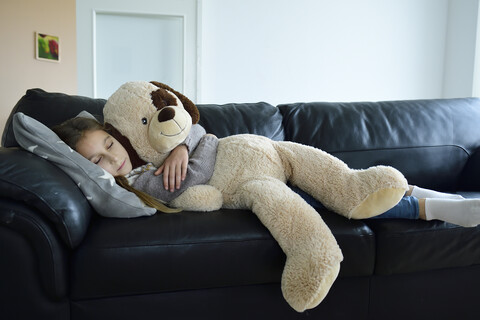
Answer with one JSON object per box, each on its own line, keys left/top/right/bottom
{"left": 70, "top": 209, "right": 284, "bottom": 300}
{"left": 198, "top": 102, "right": 284, "bottom": 140}
{"left": 278, "top": 98, "right": 480, "bottom": 191}
{"left": 70, "top": 208, "right": 375, "bottom": 300}
{"left": 364, "top": 219, "right": 480, "bottom": 275}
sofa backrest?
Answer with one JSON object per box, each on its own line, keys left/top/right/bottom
{"left": 197, "top": 102, "right": 284, "bottom": 141}
{"left": 2, "top": 90, "right": 285, "bottom": 147}
{"left": 4, "top": 89, "right": 480, "bottom": 192}
{"left": 279, "top": 98, "right": 480, "bottom": 191}
{"left": 2, "top": 89, "right": 106, "bottom": 148}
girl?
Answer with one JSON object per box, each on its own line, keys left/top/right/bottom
{"left": 52, "top": 116, "right": 218, "bottom": 213}
{"left": 53, "top": 116, "right": 480, "bottom": 227}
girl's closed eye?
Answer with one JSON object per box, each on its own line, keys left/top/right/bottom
{"left": 94, "top": 157, "right": 102, "bottom": 165}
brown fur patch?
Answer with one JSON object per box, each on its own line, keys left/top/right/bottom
{"left": 151, "top": 88, "right": 178, "bottom": 110}
{"left": 104, "top": 122, "right": 147, "bottom": 168}
{"left": 150, "top": 81, "right": 200, "bottom": 124}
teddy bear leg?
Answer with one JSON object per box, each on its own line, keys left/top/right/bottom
{"left": 274, "top": 141, "right": 408, "bottom": 219}
{"left": 237, "top": 178, "right": 343, "bottom": 312}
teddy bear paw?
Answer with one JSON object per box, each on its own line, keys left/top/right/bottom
{"left": 304, "top": 263, "right": 340, "bottom": 310}
{"left": 348, "top": 165, "right": 408, "bottom": 219}
{"left": 281, "top": 257, "right": 341, "bottom": 312}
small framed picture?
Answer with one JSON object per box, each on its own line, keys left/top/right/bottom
{"left": 35, "top": 32, "right": 60, "bottom": 62}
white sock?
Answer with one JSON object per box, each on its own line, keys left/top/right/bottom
{"left": 425, "top": 198, "right": 480, "bottom": 227}
{"left": 410, "top": 186, "right": 463, "bottom": 199}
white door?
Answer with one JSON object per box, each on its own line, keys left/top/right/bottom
{"left": 77, "top": 0, "right": 200, "bottom": 100}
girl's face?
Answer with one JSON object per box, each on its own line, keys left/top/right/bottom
{"left": 76, "top": 129, "right": 133, "bottom": 176}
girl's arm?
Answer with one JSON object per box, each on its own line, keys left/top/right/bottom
{"left": 156, "top": 145, "right": 189, "bottom": 192}
{"left": 154, "top": 124, "right": 207, "bottom": 191}
{"left": 131, "top": 134, "right": 219, "bottom": 204}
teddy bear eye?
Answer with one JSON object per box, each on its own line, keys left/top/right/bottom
{"left": 142, "top": 117, "right": 148, "bottom": 125}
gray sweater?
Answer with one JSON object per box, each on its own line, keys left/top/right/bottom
{"left": 130, "top": 125, "right": 218, "bottom": 204}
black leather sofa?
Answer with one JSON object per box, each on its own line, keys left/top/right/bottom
{"left": 1, "top": 89, "right": 480, "bottom": 320}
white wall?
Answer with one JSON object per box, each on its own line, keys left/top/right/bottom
{"left": 199, "top": 0, "right": 453, "bottom": 105}
{"left": 74, "top": 0, "right": 480, "bottom": 105}
{"left": 0, "top": 0, "right": 77, "bottom": 144}
{"left": 443, "top": 0, "right": 480, "bottom": 98}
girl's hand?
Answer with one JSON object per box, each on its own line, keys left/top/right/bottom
{"left": 154, "top": 145, "right": 188, "bottom": 192}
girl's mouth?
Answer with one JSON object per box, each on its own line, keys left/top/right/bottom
{"left": 118, "top": 159, "right": 126, "bottom": 172}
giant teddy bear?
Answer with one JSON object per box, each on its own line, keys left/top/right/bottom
{"left": 103, "top": 81, "right": 408, "bottom": 312}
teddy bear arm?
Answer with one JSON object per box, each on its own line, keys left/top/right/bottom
{"left": 170, "top": 185, "right": 223, "bottom": 212}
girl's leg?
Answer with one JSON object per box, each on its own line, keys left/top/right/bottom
{"left": 289, "top": 185, "right": 326, "bottom": 209}
{"left": 369, "top": 196, "right": 419, "bottom": 219}
{"left": 290, "top": 185, "right": 420, "bottom": 220}
{"left": 364, "top": 195, "right": 480, "bottom": 226}
{"left": 292, "top": 185, "right": 480, "bottom": 227}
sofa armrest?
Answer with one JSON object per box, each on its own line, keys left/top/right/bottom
{"left": 1, "top": 199, "right": 69, "bottom": 303}
{"left": 458, "top": 148, "right": 480, "bottom": 191}
{"left": 0, "top": 147, "right": 94, "bottom": 248}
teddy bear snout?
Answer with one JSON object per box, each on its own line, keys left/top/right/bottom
{"left": 157, "top": 107, "right": 176, "bottom": 123}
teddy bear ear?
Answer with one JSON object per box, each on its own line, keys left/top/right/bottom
{"left": 150, "top": 81, "right": 200, "bottom": 124}
{"left": 104, "top": 122, "right": 147, "bottom": 168}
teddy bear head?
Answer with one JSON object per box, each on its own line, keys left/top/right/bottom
{"left": 103, "top": 81, "right": 199, "bottom": 167}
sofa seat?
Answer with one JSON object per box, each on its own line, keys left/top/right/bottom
{"left": 70, "top": 209, "right": 283, "bottom": 300}
{"left": 70, "top": 208, "right": 375, "bottom": 301}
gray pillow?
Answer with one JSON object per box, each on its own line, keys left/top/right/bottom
{"left": 13, "top": 112, "right": 156, "bottom": 218}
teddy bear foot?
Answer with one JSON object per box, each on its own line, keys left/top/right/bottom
{"left": 348, "top": 166, "right": 408, "bottom": 219}
{"left": 304, "top": 263, "right": 340, "bottom": 310}
{"left": 349, "top": 186, "right": 407, "bottom": 219}
{"left": 281, "top": 258, "right": 341, "bottom": 313}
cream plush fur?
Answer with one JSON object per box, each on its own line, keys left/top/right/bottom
{"left": 104, "top": 81, "right": 408, "bottom": 312}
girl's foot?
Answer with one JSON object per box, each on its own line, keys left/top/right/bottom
{"left": 425, "top": 198, "right": 480, "bottom": 227}
{"left": 410, "top": 186, "right": 463, "bottom": 200}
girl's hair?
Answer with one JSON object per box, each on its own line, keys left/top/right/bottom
{"left": 52, "top": 117, "right": 180, "bottom": 213}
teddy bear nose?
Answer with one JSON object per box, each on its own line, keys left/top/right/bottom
{"left": 157, "top": 107, "right": 176, "bottom": 123}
